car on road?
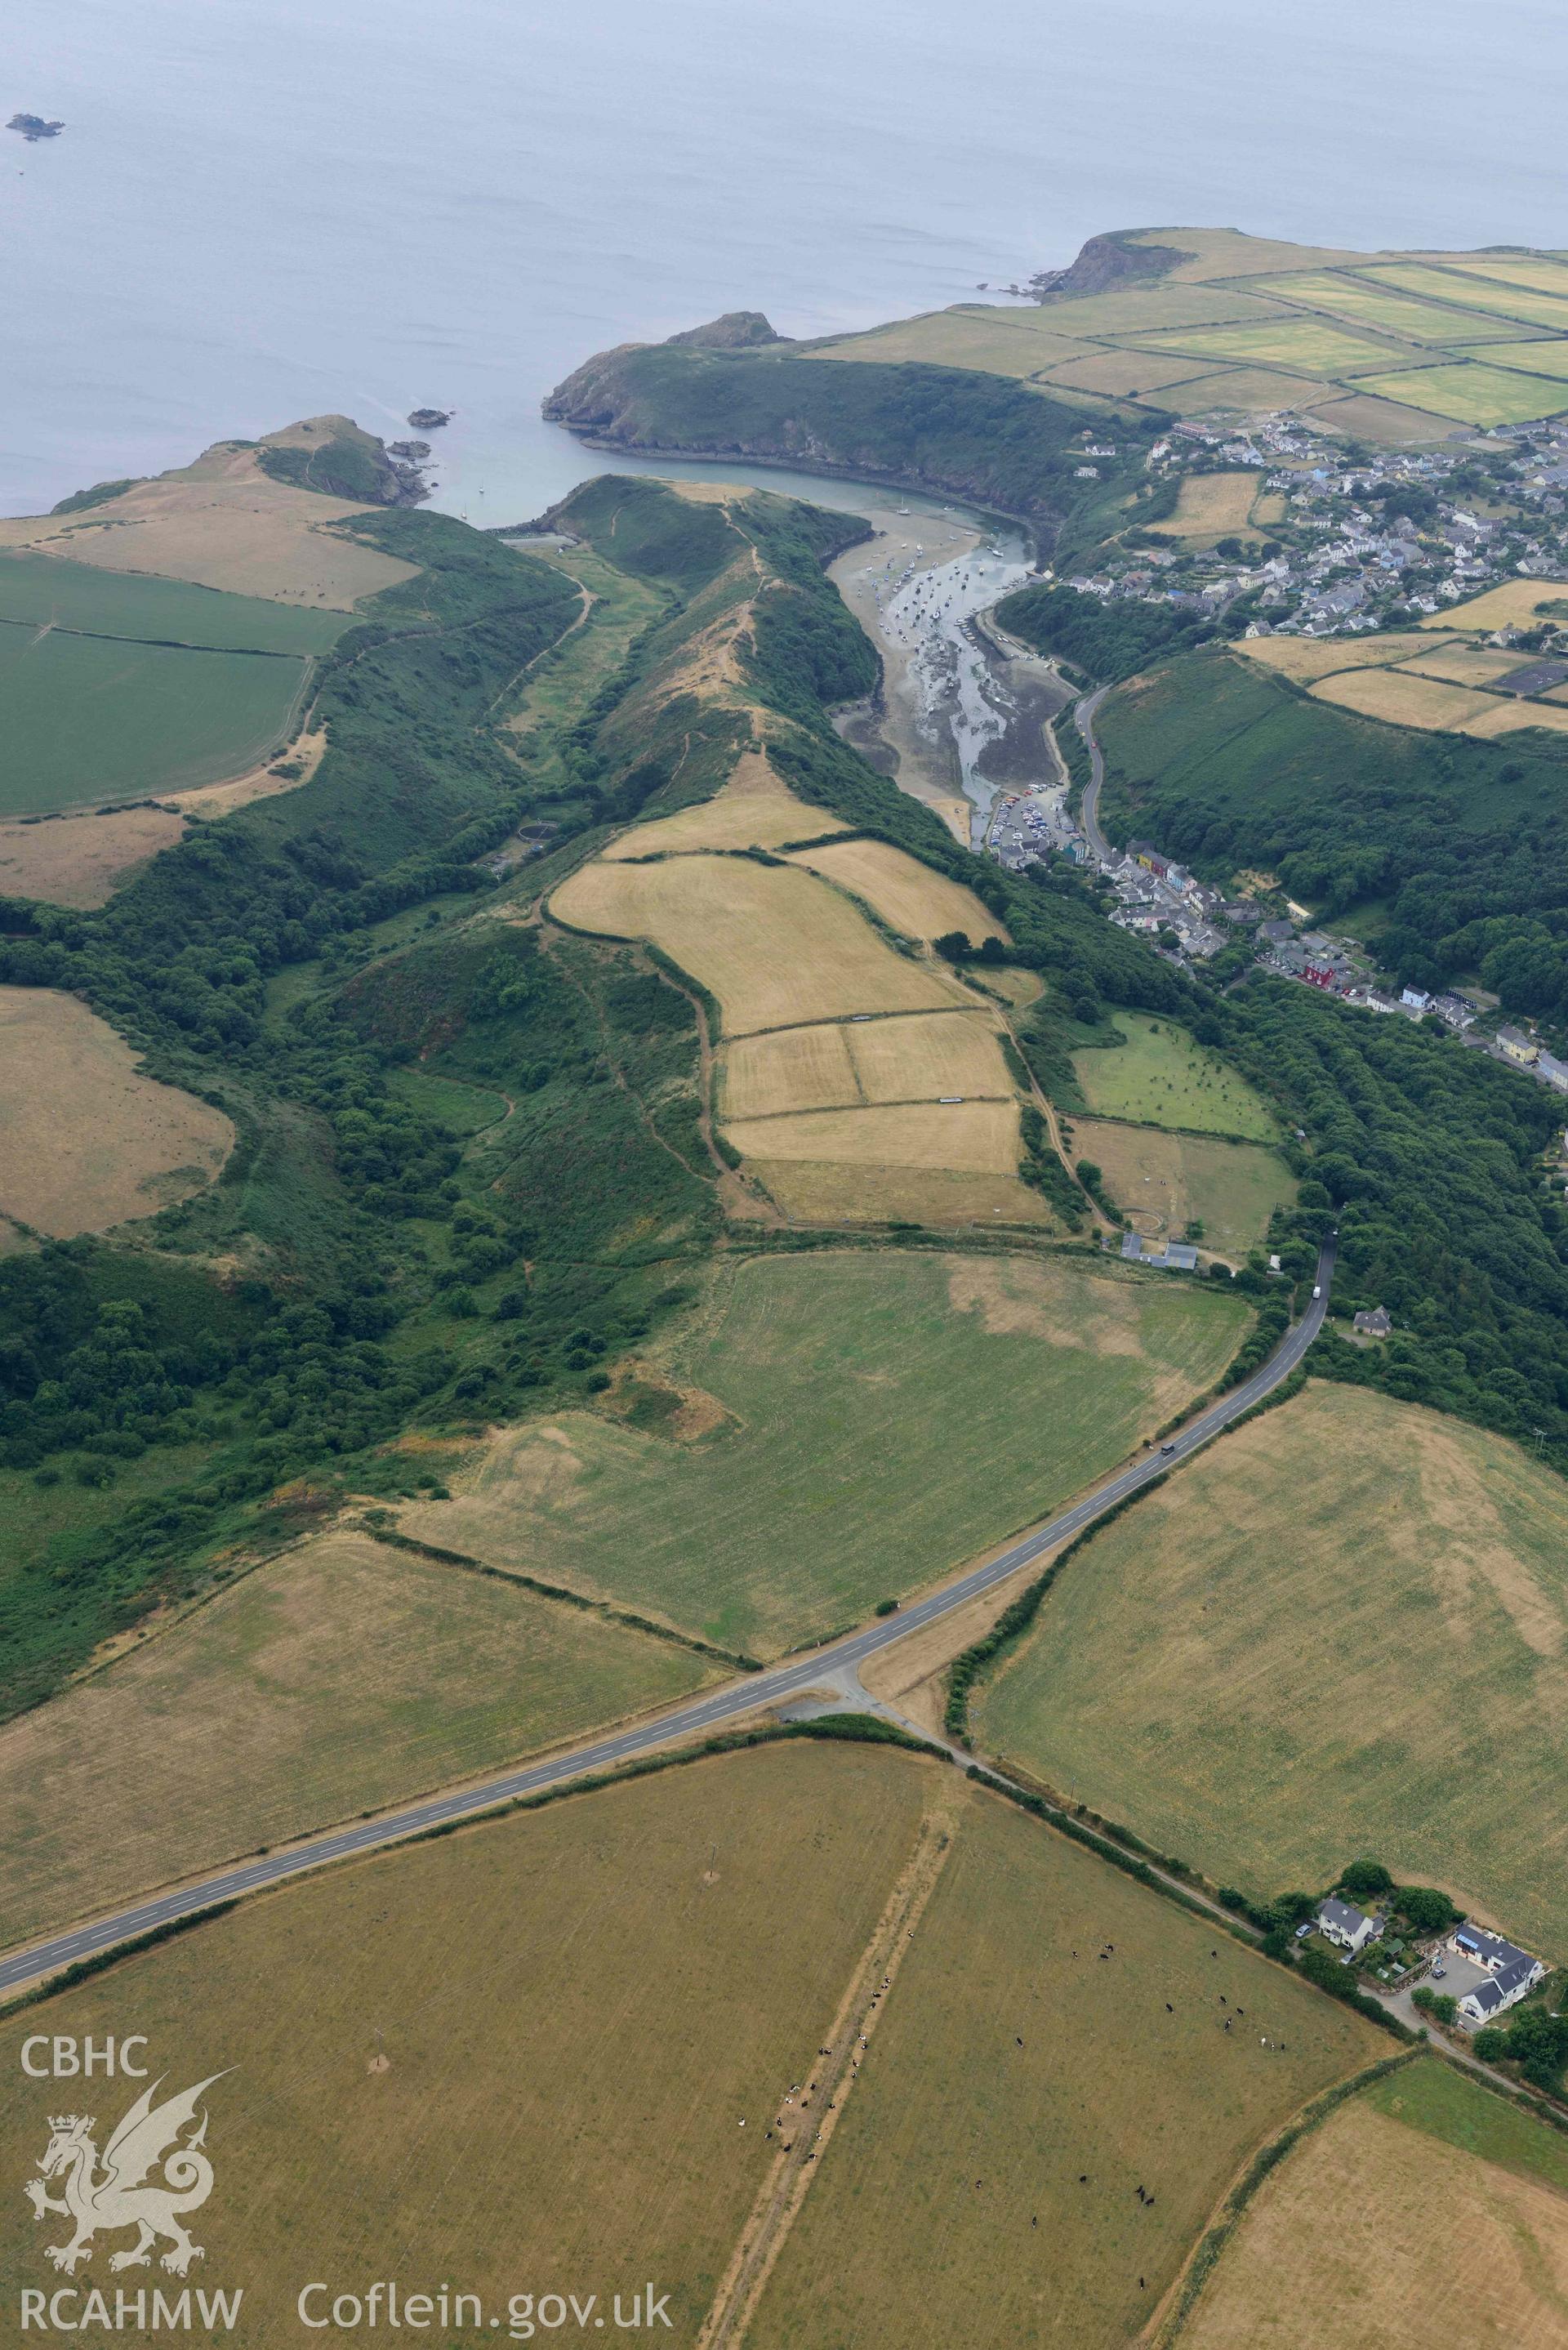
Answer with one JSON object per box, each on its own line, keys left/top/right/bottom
{"left": 1312, "top": 1284, "right": 1322, "bottom": 1298}
{"left": 1160, "top": 1442, "right": 1177, "bottom": 1456}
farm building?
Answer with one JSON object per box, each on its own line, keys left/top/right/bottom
{"left": 1316, "top": 1897, "right": 1378, "bottom": 1955}
{"left": 1119, "top": 1234, "right": 1200, "bottom": 1272}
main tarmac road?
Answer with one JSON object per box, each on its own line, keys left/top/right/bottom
{"left": 0, "top": 1242, "right": 1334, "bottom": 1996}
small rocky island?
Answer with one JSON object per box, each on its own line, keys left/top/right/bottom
{"left": 407, "top": 408, "right": 451, "bottom": 430}
{"left": 8, "top": 113, "right": 65, "bottom": 141}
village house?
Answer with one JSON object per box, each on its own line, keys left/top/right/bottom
{"left": 1353, "top": 1306, "right": 1392, "bottom": 1337}
{"left": 1450, "top": 1927, "right": 1546, "bottom": 2022}
{"left": 1316, "top": 1897, "right": 1379, "bottom": 1955}
{"left": 1499, "top": 1026, "right": 1540, "bottom": 1065}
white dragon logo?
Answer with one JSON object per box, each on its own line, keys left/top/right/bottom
{"left": 24, "top": 2074, "right": 228, "bottom": 2277}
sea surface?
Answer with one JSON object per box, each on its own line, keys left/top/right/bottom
{"left": 3, "top": 0, "right": 1564, "bottom": 524}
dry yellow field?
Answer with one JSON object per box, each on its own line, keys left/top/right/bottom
{"left": 602, "top": 749, "right": 844, "bottom": 858}
{"left": 1030, "top": 284, "right": 1291, "bottom": 337}
{"left": 0, "top": 1532, "right": 713, "bottom": 1946}
{"left": 1041, "top": 349, "right": 1225, "bottom": 398}
{"left": 846, "top": 1008, "right": 1011, "bottom": 1103}
{"left": 978, "top": 1382, "right": 1568, "bottom": 1956}
{"left": 1309, "top": 666, "right": 1499, "bottom": 731}
{"left": 719, "top": 1022, "right": 862, "bottom": 1118}
{"left": 1137, "top": 227, "right": 1392, "bottom": 280}
{"left": 0, "top": 1742, "right": 933, "bottom": 2339}
{"left": 813, "top": 307, "right": 1094, "bottom": 377}
{"left": 0, "top": 987, "right": 232, "bottom": 1233}
{"left": 719, "top": 1010, "right": 1009, "bottom": 1121}
{"left": 746, "top": 1779, "right": 1382, "bottom": 2350}
{"left": 785, "top": 835, "right": 1007, "bottom": 945}
{"left": 1239, "top": 631, "right": 1444, "bottom": 681}
{"left": 1358, "top": 262, "right": 1568, "bottom": 332}
{"left": 1152, "top": 367, "right": 1352, "bottom": 417}
{"left": 1303, "top": 386, "right": 1472, "bottom": 443}
{"left": 1433, "top": 253, "right": 1568, "bottom": 299}
{"left": 0, "top": 804, "right": 186, "bottom": 907}
{"left": 0, "top": 434, "right": 414, "bottom": 608}
{"left": 1462, "top": 695, "right": 1568, "bottom": 738}
{"left": 1421, "top": 578, "right": 1568, "bottom": 630}
{"left": 1184, "top": 2096, "right": 1568, "bottom": 2349}
{"left": 551, "top": 853, "right": 966, "bottom": 1034}
{"left": 724, "top": 1098, "right": 1020, "bottom": 1172}
{"left": 1147, "top": 471, "right": 1267, "bottom": 542}
{"left": 746, "top": 1160, "right": 1054, "bottom": 1225}
{"left": 1394, "top": 643, "right": 1530, "bottom": 684}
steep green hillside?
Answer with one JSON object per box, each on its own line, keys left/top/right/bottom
{"left": 1097, "top": 645, "right": 1568, "bottom": 1019}
{"left": 546, "top": 331, "right": 1169, "bottom": 537}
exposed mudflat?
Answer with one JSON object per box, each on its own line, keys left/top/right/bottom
{"left": 829, "top": 506, "right": 1062, "bottom": 846}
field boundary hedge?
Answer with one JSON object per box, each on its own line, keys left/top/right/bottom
{"left": 367, "top": 1523, "right": 760, "bottom": 1670}
{"left": 1, "top": 1715, "right": 947, "bottom": 2014}
{"left": 1152, "top": 2051, "right": 1420, "bottom": 2346}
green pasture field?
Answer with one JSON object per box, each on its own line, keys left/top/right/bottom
{"left": 1071, "top": 1118, "right": 1295, "bottom": 1260}
{"left": 0, "top": 550, "right": 347, "bottom": 651}
{"left": 0, "top": 629, "right": 310, "bottom": 813}
{"left": 1472, "top": 339, "right": 1568, "bottom": 380}
{"left": 1365, "top": 2059, "right": 1568, "bottom": 2195}
{"left": 0, "top": 1741, "right": 930, "bottom": 2339}
{"left": 978, "top": 1382, "right": 1568, "bottom": 1959}
{"left": 747, "top": 1779, "right": 1382, "bottom": 2350}
{"left": 0, "top": 1531, "right": 712, "bottom": 1945}
{"left": 1071, "top": 1010, "right": 1278, "bottom": 1138}
{"left": 1357, "top": 262, "right": 1568, "bottom": 332}
{"left": 400, "top": 1248, "right": 1250, "bottom": 1657}
{"left": 1250, "top": 271, "right": 1534, "bottom": 345}
{"left": 1351, "top": 362, "right": 1568, "bottom": 426}
{"left": 1116, "top": 317, "right": 1400, "bottom": 376}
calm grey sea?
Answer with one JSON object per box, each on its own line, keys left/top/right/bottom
{"left": 3, "top": 0, "right": 1564, "bottom": 523}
